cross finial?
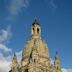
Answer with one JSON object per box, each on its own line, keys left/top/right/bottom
{"left": 32, "top": 16, "right": 40, "bottom": 26}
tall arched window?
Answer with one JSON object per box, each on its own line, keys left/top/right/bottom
{"left": 33, "top": 28, "right": 35, "bottom": 34}
{"left": 37, "top": 28, "right": 39, "bottom": 34}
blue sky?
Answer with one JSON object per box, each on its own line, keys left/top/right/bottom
{"left": 0, "top": 0, "right": 72, "bottom": 72}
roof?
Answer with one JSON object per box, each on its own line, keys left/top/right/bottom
{"left": 32, "top": 19, "right": 40, "bottom": 26}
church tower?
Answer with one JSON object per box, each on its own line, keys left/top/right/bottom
{"left": 54, "top": 52, "right": 62, "bottom": 72}
{"left": 21, "top": 19, "right": 50, "bottom": 72}
{"left": 9, "top": 19, "right": 63, "bottom": 72}
{"left": 10, "top": 53, "right": 19, "bottom": 72}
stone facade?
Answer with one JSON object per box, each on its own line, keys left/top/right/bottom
{"left": 9, "top": 19, "right": 63, "bottom": 72}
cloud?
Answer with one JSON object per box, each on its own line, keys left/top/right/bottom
{"left": 0, "top": 44, "right": 12, "bottom": 52}
{"left": 0, "top": 53, "right": 11, "bottom": 72}
{"left": 7, "top": 0, "right": 30, "bottom": 20}
{"left": 62, "top": 68, "right": 72, "bottom": 72}
{"left": 49, "top": 0, "right": 57, "bottom": 14}
{"left": 9, "top": 0, "right": 30, "bottom": 16}
{"left": 16, "top": 50, "right": 22, "bottom": 62}
{"left": 0, "top": 25, "right": 12, "bottom": 52}
{"left": 0, "top": 50, "right": 22, "bottom": 72}
{"left": 50, "top": 58, "right": 54, "bottom": 65}
{"left": 0, "top": 25, "right": 12, "bottom": 43}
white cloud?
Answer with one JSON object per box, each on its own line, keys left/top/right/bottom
{"left": 0, "top": 50, "right": 22, "bottom": 72}
{"left": 62, "top": 68, "right": 72, "bottom": 72}
{"left": 16, "top": 50, "right": 22, "bottom": 62}
{"left": 0, "top": 53, "right": 11, "bottom": 72}
{"left": 49, "top": 0, "right": 57, "bottom": 14}
{"left": 9, "top": 0, "right": 30, "bottom": 15}
{"left": 0, "top": 25, "right": 12, "bottom": 43}
{"left": 0, "top": 25, "right": 12, "bottom": 71}
{"left": 0, "top": 44, "right": 12, "bottom": 52}
{"left": 50, "top": 58, "right": 54, "bottom": 65}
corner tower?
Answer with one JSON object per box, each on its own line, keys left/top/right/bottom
{"left": 54, "top": 52, "right": 62, "bottom": 72}
{"left": 10, "top": 53, "right": 19, "bottom": 72}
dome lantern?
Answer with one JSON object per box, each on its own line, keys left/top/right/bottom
{"left": 31, "top": 19, "right": 41, "bottom": 38}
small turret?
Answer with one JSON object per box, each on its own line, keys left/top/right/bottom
{"left": 11, "top": 53, "right": 19, "bottom": 72}
{"left": 54, "top": 52, "right": 62, "bottom": 72}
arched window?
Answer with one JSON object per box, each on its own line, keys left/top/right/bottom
{"left": 33, "top": 28, "right": 35, "bottom": 34}
{"left": 37, "top": 28, "right": 39, "bottom": 34}
{"left": 33, "top": 28, "right": 34, "bottom": 31}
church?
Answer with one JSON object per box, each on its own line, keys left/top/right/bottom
{"left": 9, "top": 19, "right": 63, "bottom": 72}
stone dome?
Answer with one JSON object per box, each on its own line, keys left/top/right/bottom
{"left": 22, "top": 37, "right": 49, "bottom": 59}
{"left": 22, "top": 37, "right": 50, "bottom": 67}
{"left": 21, "top": 21, "right": 50, "bottom": 67}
